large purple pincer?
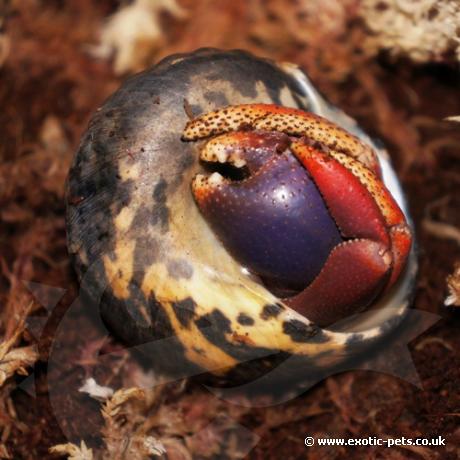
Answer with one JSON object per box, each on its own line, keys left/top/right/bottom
{"left": 192, "top": 130, "right": 342, "bottom": 296}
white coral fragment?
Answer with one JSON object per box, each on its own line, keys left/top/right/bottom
{"left": 143, "top": 436, "right": 167, "bottom": 457}
{"left": 78, "top": 377, "right": 114, "bottom": 401}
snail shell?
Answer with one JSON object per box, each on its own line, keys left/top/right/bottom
{"left": 66, "top": 49, "right": 417, "bottom": 384}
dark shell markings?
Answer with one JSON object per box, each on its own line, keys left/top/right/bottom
{"left": 66, "top": 49, "right": 417, "bottom": 382}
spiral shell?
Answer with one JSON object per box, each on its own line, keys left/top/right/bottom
{"left": 66, "top": 49, "right": 417, "bottom": 383}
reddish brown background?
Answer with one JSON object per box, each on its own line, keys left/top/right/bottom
{"left": 0, "top": 1, "right": 459, "bottom": 459}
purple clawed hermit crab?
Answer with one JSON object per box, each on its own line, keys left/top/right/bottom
{"left": 66, "top": 49, "right": 417, "bottom": 384}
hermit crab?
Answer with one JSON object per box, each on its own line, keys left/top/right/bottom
{"left": 67, "top": 49, "right": 417, "bottom": 384}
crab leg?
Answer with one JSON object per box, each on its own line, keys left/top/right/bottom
{"left": 183, "top": 103, "right": 380, "bottom": 173}
{"left": 387, "top": 226, "right": 412, "bottom": 287}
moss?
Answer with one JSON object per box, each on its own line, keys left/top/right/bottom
{"left": 360, "top": 0, "right": 460, "bottom": 62}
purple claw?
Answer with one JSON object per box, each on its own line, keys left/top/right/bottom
{"left": 192, "top": 131, "right": 342, "bottom": 295}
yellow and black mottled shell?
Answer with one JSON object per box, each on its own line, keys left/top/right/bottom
{"left": 66, "top": 49, "right": 416, "bottom": 384}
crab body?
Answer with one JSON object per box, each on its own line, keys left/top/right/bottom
{"left": 66, "top": 49, "right": 416, "bottom": 386}
{"left": 183, "top": 104, "right": 412, "bottom": 326}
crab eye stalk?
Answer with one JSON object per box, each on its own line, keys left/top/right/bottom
{"left": 184, "top": 104, "right": 413, "bottom": 327}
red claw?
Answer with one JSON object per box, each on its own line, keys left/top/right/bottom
{"left": 289, "top": 142, "right": 412, "bottom": 323}
{"left": 290, "top": 144, "right": 390, "bottom": 245}
{"left": 285, "top": 240, "right": 391, "bottom": 327}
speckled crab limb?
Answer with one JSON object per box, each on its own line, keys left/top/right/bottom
{"left": 182, "top": 103, "right": 380, "bottom": 173}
